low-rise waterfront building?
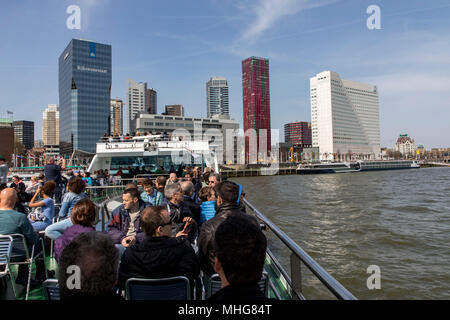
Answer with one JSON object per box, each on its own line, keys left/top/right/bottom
{"left": 163, "top": 104, "right": 184, "bottom": 117}
{"left": 395, "top": 134, "right": 416, "bottom": 157}
{"left": 135, "top": 113, "right": 240, "bottom": 164}
{"left": 0, "top": 118, "right": 14, "bottom": 165}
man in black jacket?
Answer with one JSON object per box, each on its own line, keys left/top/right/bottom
{"left": 162, "top": 183, "right": 197, "bottom": 242}
{"left": 208, "top": 214, "right": 268, "bottom": 301}
{"left": 181, "top": 181, "right": 201, "bottom": 226}
{"left": 118, "top": 205, "right": 199, "bottom": 290}
{"left": 198, "top": 181, "right": 256, "bottom": 276}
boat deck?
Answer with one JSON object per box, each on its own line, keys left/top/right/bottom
{"left": 0, "top": 257, "right": 58, "bottom": 300}
{"left": 0, "top": 255, "right": 288, "bottom": 300}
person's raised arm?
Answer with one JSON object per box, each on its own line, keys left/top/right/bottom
{"left": 60, "top": 157, "right": 66, "bottom": 169}
{"left": 28, "top": 187, "right": 44, "bottom": 208}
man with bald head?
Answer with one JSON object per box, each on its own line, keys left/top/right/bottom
{"left": 0, "top": 188, "right": 46, "bottom": 285}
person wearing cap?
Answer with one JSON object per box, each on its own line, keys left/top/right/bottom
{"left": 0, "top": 155, "right": 8, "bottom": 188}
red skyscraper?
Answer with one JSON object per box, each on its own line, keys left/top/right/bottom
{"left": 242, "top": 57, "right": 271, "bottom": 163}
{"left": 284, "top": 122, "right": 312, "bottom": 145}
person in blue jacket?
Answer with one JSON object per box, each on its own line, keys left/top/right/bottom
{"left": 140, "top": 178, "right": 163, "bottom": 205}
{"left": 28, "top": 181, "right": 56, "bottom": 232}
{"left": 82, "top": 171, "right": 93, "bottom": 186}
{"left": 198, "top": 186, "right": 217, "bottom": 225}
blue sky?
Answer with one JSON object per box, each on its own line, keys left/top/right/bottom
{"left": 1, "top": 0, "right": 449, "bottom": 148}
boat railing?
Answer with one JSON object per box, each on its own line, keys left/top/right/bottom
{"left": 86, "top": 186, "right": 126, "bottom": 231}
{"left": 85, "top": 185, "right": 126, "bottom": 201}
{"left": 243, "top": 198, "right": 357, "bottom": 300}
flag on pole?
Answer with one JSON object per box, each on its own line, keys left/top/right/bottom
{"left": 7, "top": 110, "right": 13, "bottom": 115}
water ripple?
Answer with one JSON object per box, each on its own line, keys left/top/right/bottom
{"left": 234, "top": 167, "right": 450, "bottom": 299}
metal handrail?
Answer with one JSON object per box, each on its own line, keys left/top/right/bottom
{"left": 85, "top": 186, "right": 126, "bottom": 231}
{"left": 243, "top": 198, "right": 357, "bottom": 300}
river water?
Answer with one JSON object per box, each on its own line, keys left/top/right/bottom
{"left": 232, "top": 167, "right": 450, "bottom": 300}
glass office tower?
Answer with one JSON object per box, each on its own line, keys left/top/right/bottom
{"left": 59, "top": 39, "right": 112, "bottom": 154}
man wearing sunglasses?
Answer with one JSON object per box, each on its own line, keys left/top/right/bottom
{"left": 208, "top": 173, "right": 221, "bottom": 189}
{"left": 118, "top": 205, "right": 199, "bottom": 290}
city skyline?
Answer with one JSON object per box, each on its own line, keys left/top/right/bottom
{"left": 1, "top": 1, "right": 450, "bottom": 148}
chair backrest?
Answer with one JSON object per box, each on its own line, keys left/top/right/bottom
{"left": 206, "top": 274, "right": 222, "bottom": 298}
{"left": 54, "top": 204, "right": 62, "bottom": 217}
{"left": 0, "top": 235, "right": 13, "bottom": 266}
{"left": 1, "top": 234, "right": 29, "bottom": 262}
{"left": 125, "top": 276, "right": 191, "bottom": 300}
{"left": 206, "top": 272, "right": 269, "bottom": 298}
{"left": 43, "top": 279, "right": 60, "bottom": 300}
{"left": 258, "top": 272, "right": 269, "bottom": 297}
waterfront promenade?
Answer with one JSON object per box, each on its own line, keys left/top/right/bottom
{"left": 219, "top": 161, "right": 448, "bottom": 178}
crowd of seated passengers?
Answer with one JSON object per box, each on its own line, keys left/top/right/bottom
{"left": 1, "top": 167, "right": 268, "bottom": 300}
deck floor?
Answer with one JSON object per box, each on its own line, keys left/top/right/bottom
{"left": 0, "top": 257, "right": 58, "bottom": 300}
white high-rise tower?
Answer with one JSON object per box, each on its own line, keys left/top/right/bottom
{"left": 310, "top": 71, "right": 380, "bottom": 161}
{"left": 43, "top": 104, "right": 59, "bottom": 146}
{"left": 206, "top": 77, "right": 229, "bottom": 118}
{"left": 127, "top": 78, "right": 149, "bottom": 134}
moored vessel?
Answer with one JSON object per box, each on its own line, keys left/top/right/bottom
{"left": 297, "top": 160, "right": 420, "bottom": 174}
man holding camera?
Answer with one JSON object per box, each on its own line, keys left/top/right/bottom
{"left": 44, "top": 157, "right": 66, "bottom": 204}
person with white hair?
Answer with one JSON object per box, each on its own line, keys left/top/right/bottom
{"left": 162, "top": 183, "right": 197, "bottom": 243}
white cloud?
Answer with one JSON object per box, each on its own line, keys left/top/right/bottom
{"left": 238, "top": 0, "right": 337, "bottom": 42}
{"left": 72, "top": 0, "right": 108, "bottom": 30}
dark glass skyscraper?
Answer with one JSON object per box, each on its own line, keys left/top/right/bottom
{"left": 59, "top": 39, "right": 112, "bottom": 154}
{"left": 13, "top": 120, "right": 34, "bottom": 150}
